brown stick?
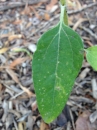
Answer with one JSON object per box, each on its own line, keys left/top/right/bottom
{"left": 79, "top": 26, "right": 97, "bottom": 41}
{"left": 0, "top": 0, "right": 47, "bottom": 11}
{"left": 68, "top": 2, "right": 97, "bottom": 15}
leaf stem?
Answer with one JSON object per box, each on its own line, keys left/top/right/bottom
{"left": 12, "top": 48, "right": 33, "bottom": 59}
{"left": 60, "top": 0, "right": 66, "bottom": 5}
{"left": 60, "top": 0, "right": 68, "bottom": 26}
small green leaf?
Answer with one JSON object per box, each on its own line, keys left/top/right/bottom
{"left": 32, "top": 22, "right": 84, "bottom": 123}
{"left": 85, "top": 46, "right": 97, "bottom": 71}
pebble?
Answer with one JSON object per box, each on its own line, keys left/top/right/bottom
{"left": 22, "top": 62, "right": 27, "bottom": 68}
{"left": 50, "top": 5, "right": 58, "bottom": 13}
{"left": 28, "top": 44, "right": 37, "bottom": 53}
{"left": 90, "top": 24, "right": 96, "bottom": 30}
{"left": 37, "top": 120, "right": 40, "bottom": 127}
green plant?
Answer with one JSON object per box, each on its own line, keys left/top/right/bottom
{"left": 32, "top": 0, "right": 97, "bottom": 123}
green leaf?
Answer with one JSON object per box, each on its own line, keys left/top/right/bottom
{"left": 32, "top": 22, "right": 84, "bottom": 123}
{"left": 85, "top": 46, "right": 97, "bottom": 71}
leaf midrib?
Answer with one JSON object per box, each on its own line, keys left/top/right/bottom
{"left": 51, "top": 23, "right": 76, "bottom": 115}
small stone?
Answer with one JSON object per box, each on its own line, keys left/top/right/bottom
{"left": 22, "top": 62, "right": 27, "bottom": 68}
{"left": 28, "top": 44, "right": 37, "bottom": 53}
{"left": 90, "top": 24, "right": 96, "bottom": 30}
{"left": 50, "top": 5, "right": 58, "bottom": 13}
{"left": 37, "top": 121, "right": 40, "bottom": 127}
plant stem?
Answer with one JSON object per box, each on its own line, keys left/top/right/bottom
{"left": 12, "top": 48, "right": 33, "bottom": 59}
{"left": 60, "top": 0, "right": 66, "bottom": 5}
{"left": 60, "top": 0, "right": 68, "bottom": 26}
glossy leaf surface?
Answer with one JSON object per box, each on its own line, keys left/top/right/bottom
{"left": 32, "top": 22, "right": 84, "bottom": 123}
{"left": 85, "top": 46, "right": 97, "bottom": 71}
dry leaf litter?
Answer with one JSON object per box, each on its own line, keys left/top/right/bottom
{"left": 0, "top": 0, "right": 97, "bottom": 130}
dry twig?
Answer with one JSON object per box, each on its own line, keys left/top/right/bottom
{"left": 0, "top": 0, "right": 47, "bottom": 11}
{"left": 79, "top": 26, "right": 97, "bottom": 41}
{"left": 68, "top": 2, "right": 97, "bottom": 15}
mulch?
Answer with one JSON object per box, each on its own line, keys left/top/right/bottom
{"left": 0, "top": 0, "right": 97, "bottom": 130}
